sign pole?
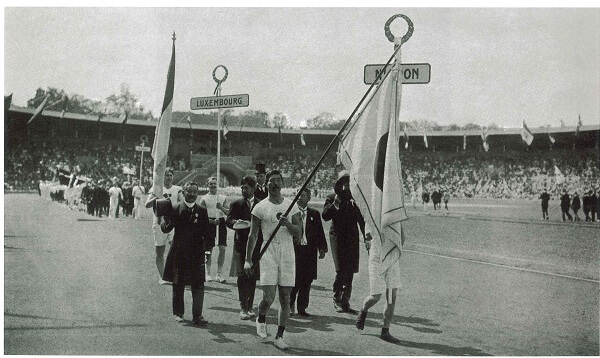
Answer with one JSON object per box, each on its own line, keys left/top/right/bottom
{"left": 212, "top": 65, "right": 228, "bottom": 195}
{"left": 140, "top": 142, "right": 144, "bottom": 184}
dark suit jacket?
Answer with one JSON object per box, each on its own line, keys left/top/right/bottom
{"left": 161, "top": 202, "right": 209, "bottom": 285}
{"left": 322, "top": 194, "right": 365, "bottom": 273}
{"left": 226, "top": 197, "right": 262, "bottom": 277}
{"left": 254, "top": 184, "right": 268, "bottom": 201}
{"left": 294, "top": 206, "right": 328, "bottom": 282}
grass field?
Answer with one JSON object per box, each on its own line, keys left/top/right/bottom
{"left": 4, "top": 193, "right": 599, "bottom": 355}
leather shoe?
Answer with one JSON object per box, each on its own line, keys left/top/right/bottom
{"left": 343, "top": 306, "right": 358, "bottom": 314}
{"left": 192, "top": 316, "right": 208, "bottom": 326}
{"left": 334, "top": 303, "right": 344, "bottom": 313}
{"left": 355, "top": 310, "right": 367, "bottom": 330}
{"left": 380, "top": 331, "right": 400, "bottom": 343}
{"left": 297, "top": 310, "right": 311, "bottom": 317}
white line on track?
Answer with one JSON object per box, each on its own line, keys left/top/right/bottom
{"left": 404, "top": 249, "right": 600, "bottom": 284}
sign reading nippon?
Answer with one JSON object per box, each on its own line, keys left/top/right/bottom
{"left": 364, "top": 63, "right": 430, "bottom": 85}
{"left": 190, "top": 94, "right": 249, "bottom": 110}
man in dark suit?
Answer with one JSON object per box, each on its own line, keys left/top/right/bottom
{"left": 226, "top": 176, "right": 262, "bottom": 321}
{"left": 539, "top": 188, "right": 550, "bottom": 220}
{"left": 161, "top": 181, "right": 210, "bottom": 326}
{"left": 322, "top": 171, "right": 366, "bottom": 314}
{"left": 290, "top": 188, "right": 328, "bottom": 317}
{"left": 560, "top": 189, "right": 573, "bottom": 222}
{"left": 254, "top": 163, "right": 268, "bottom": 201}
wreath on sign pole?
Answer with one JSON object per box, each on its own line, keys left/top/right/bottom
{"left": 212, "top": 65, "right": 228, "bottom": 94}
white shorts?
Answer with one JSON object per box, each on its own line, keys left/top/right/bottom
{"left": 259, "top": 241, "right": 295, "bottom": 287}
{"left": 368, "top": 238, "right": 402, "bottom": 295}
{"left": 153, "top": 223, "right": 174, "bottom": 247}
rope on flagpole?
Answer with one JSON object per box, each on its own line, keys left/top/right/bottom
{"left": 255, "top": 14, "right": 414, "bottom": 263}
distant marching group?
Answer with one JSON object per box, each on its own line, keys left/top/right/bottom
{"left": 541, "top": 188, "right": 600, "bottom": 223}
{"left": 143, "top": 164, "right": 403, "bottom": 350}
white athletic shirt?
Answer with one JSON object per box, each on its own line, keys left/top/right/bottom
{"left": 251, "top": 198, "right": 300, "bottom": 245}
{"left": 201, "top": 193, "right": 226, "bottom": 219}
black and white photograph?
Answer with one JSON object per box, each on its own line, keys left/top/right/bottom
{"left": 3, "top": 3, "right": 599, "bottom": 356}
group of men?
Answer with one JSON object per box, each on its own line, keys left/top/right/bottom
{"left": 410, "top": 186, "right": 450, "bottom": 212}
{"left": 547, "top": 188, "right": 600, "bottom": 222}
{"left": 79, "top": 177, "right": 146, "bottom": 219}
{"left": 146, "top": 164, "right": 404, "bottom": 349}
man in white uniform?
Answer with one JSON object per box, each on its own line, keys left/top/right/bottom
{"left": 145, "top": 169, "right": 183, "bottom": 285}
{"left": 199, "top": 177, "right": 230, "bottom": 283}
{"left": 355, "top": 223, "right": 405, "bottom": 343}
{"left": 244, "top": 170, "right": 302, "bottom": 350}
{"left": 108, "top": 180, "right": 123, "bottom": 219}
{"left": 132, "top": 179, "right": 145, "bottom": 220}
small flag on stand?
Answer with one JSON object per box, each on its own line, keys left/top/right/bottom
{"left": 120, "top": 111, "right": 129, "bottom": 125}
{"left": 423, "top": 131, "right": 428, "bottom": 148}
{"left": 60, "top": 95, "right": 69, "bottom": 118}
{"left": 222, "top": 116, "right": 229, "bottom": 140}
{"left": 548, "top": 133, "right": 555, "bottom": 144}
{"left": 481, "top": 127, "right": 489, "bottom": 152}
{"left": 300, "top": 131, "right": 306, "bottom": 146}
{"left": 575, "top": 115, "right": 583, "bottom": 137}
{"left": 27, "top": 94, "right": 50, "bottom": 124}
{"left": 403, "top": 124, "right": 409, "bottom": 149}
{"left": 521, "top": 120, "right": 534, "bottom": 146}
{"left": 463, "top": 134, "right": 467, "bottom": 151}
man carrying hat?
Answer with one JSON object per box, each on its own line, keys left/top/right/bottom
{"left": 254, "top": 164, "right": 268, "bottom": 201}
{"left": 322, "top": 170, "right": 366, "bottom": 314}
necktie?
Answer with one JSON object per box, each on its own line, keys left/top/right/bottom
{"left": 299, "top": 207, "right": 307, "bottom": 245}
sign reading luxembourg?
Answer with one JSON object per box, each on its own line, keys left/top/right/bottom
{"left": 190, "top": 94, "right": 249, "bottom": 110}
{"left": 364, "top": 63, "right": 430, "bottom": 85}
{"left": 135, "top": 145, "right": 151, "bottom": 152}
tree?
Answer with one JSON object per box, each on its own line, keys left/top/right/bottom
{"left": 272, "top": 112, "right": 290, "bottom": 129}
{"left": 239, "top": 110, "right": 270, "bottom": 128}
{"left": 462, "top": 122, "right": 482, "bottom": 131}
{"left": 105, "top": 83, "right": 153, "bottom": 120}
{"left": 306, "top": 112, "right": 338, "bottom": 129}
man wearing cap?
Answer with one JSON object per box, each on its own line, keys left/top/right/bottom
{"left": 145, "top": 168, "right": 184, "bottom": 285}
{"left": 244, "top": 169, "right": 302, "bottom": 350}
{"left": 322, "top": 171, "right": 366, "bottom": 314}
{"left": 254, "top": 164, "right": 268, "bottom": 201}
{"left": 226, "top": 176, "right": 262, "bottom": 320}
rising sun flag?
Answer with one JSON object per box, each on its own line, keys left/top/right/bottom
{"left": 150, "top": 32, "right": 176, "bottom": 199}
{"left": 338, "top": 43, "right": 408, "bottom": 281}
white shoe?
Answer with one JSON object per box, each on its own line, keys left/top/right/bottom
{"left": 206, "top": 275, "right": 213, "bottom": 282}
{"left": 247, "top": 309, "right": 257, "bottom": 318}
{"left": 256, "top": 318, "right": 268, "bottom": 339}
{"left": 159, "top": 279, "right": 171, "bottom": 285}
{"left": 239, "top": 310, "right": 250, "bottom": 320}
{"left": 274, "top": 337, "right": 289, "bottom": 350}
{"left": 215, "top": 274, "right": 226, "bottom": 283}
{"left": 174, "top": 315, "right": 184, "bottom": 322}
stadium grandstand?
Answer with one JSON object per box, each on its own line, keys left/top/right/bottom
{"left": 4, "top": 104, "right": 599, "bottom": 200}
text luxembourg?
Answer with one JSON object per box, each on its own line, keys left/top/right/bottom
{"left": 190, "top": 94, "right": 249, "bottom": 110}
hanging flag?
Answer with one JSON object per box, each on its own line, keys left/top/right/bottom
{"left": 97, "top": 110, "right": 106, "bottom": 122}
{"left": 521, "top": 120, "right": 534, "bottom": 146}
{"left": 27, "top": 94, "right": 50, "bottom": 124}
{"left": 423, "top": 131, "right": 428, "bottom": 148}
{"left": 150, "top": 32, "right": 176, "bottom": 199}
{"left": 403, "top": 124, "right": 409, "bottom": 149}
{"left": 222, "top": 116, "right": 229, "bottom": 140}
{"left": 338, "top": 45, "right": 408, "bottom": 279}
{"left": 120, "top": 111, "right": 129, "bottom": 125}
{"left": 60, "top": 95, "right": 69, "bottom": 118}
{"left": 554, "top": 165, "right": 564, "bottom": 184}
{"left": 185, "top": 114, "right": 192, "bottom": 128}
{"left": 481, "top": 127, "right": 489, "bottom": 152}
{"left": 300, "top": 130, "right": 306, "bottom": 146}
{"left": 463, "top": 134, "right": 467, "bottom": 150}
{"left": 278, "top": 124, "right": 283, "bottom": 142}
{"left": 575, "top": 115, "right": 583, "bottom": 137}
{"left": 5, "top": 93, "right": 13, "bottom": 111}
{"left": 548, "top": 132, "right": 555, "bottom": 144}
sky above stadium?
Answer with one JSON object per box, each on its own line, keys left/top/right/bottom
{"left": 4, "top": 5, "right": 599, "bottom": 129}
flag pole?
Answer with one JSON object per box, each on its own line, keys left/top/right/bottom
{"left": 257, "top": 33, "right": 409, "bottom": 261}
{"left": 212, "top": 65, "right": 228, "bottom": 196}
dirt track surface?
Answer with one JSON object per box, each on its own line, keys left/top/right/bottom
{"left": 4, "top": 194, "right": 599, "bottom": 355}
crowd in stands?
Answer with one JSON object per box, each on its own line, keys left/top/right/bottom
{"left": 5, "top": 139, "right": 598, "bottom": 201}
